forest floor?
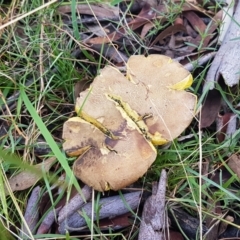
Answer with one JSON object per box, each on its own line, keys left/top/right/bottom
{"left": 0, "top": 0, "right": 240, "bottom": 239}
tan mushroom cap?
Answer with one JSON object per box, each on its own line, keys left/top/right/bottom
{"left": 75, "top": 66, "right": 141, "bottom": 134}
{"left": 63, "top": 117, "right": 156, "bottom": 191}
{"left": 63, "top": 54, "right": 197, "bottom": 191}
{"left": 76, "top": 54, "right": 196, "bottom": 143}
{"left": 125, "top": 55, "right": 196, "bottom": 141}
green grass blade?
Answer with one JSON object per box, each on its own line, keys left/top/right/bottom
{"left": 19, "top": 86, "right": 81, "bottom": 193}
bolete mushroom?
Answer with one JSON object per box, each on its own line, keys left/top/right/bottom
{"left": 62, "top": 55, "right": 197, "bottom": 192}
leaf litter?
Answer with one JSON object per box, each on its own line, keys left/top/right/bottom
{"left": 1, "top": 0, "right": 240, "bottom": 239}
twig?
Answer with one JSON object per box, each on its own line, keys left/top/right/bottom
{"left": 183, "top": 52, "right": 217, "bottom": 72}
{"left": 37, "top": 206, "right": 62, "bottom": 234}
{"left": 20, "top": 186, "right": 41, "bottom": 238}
{"left": 58, "top": 191, "right": 141, "bottom": 234}
{"left": 58, "top": 185, "right": 92, "bottom": 223}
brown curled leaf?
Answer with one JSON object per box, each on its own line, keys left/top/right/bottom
{"left": 5, "top": 157, "right": 55, "bottom": 195}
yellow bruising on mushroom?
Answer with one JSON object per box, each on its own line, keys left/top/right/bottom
{"left": 66, "top": 145, "right": 92, "bottom": 157}
{"left": 105, "top": 182, "right": 111, "bottom": 191}
{"left": 106, "top": 94, "right": 168, "bottom": 145}
{"left": 75, "top": 106, "right": 118, "bottom": 140}
{"left": 169, "top": 74, "right": 193, "bottom": 90}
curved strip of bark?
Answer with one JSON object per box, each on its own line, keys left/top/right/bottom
{"left": 204, "top": 0, "right": 240, "bottom": 89}
{"left": 138, "top": 169, "right": 167, "bottom": 240}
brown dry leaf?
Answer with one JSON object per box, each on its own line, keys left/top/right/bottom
{"left": 227, "top": 154, "right": 240, "bottom": 179}
{"left": 74, "top": 80, "right": 92, "bottom": 100}
{"left": 57, "top": 4, "right": 119, "bottom": 19}
{"left": 185, "top": 11, "right": 220, "bottom": 52}
{"left": 141, "top": 22, "right": 155, "bottom": 39}
{"left": 183, "top": 11, "right": 206, "bottom": 34}
{"left": 5, "top": 157, "right": 56, "bottom": 196}
{"left": 200, "top": 89, "right": 222, "bottom": 128}
{"left": 86, "top": 4, "right": 157, "bottom": 44}
{"left": 170, "top": 231, "right": 184, "bottom": 240}
{"left": 216, "top": 113, "right": 237, "bottom": 142}
{"left": 204, "top": 198, "right": 224, "bottom": 240}
{"left": 150, "top": 23, "right": 187, "bottom": 47}
{"left": 98, "top": 212, "right": 132, "bottom": 230}
{"left": 168, "top": 230, "right": 184, "bottom": 240}
{"left": 218, "top": 215, "right": 234, "bottom": 236}
{"left": 62, "top": 55, "right": 197, "bottom": 192}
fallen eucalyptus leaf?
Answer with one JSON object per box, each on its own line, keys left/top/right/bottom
{"left": 200, "top": 89, "right": 222, "bottom": 128}
{"left": 5, "top": 157, "right": 55, "bottom": 195}
{"left": 216, "top": 113, "right": 237, "bottom": 142}
{"left": 57, "top": 4, "right": 119, "bottom": 18}
{"left": 227, "top": 154, "right": 240, "bottom": 179}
